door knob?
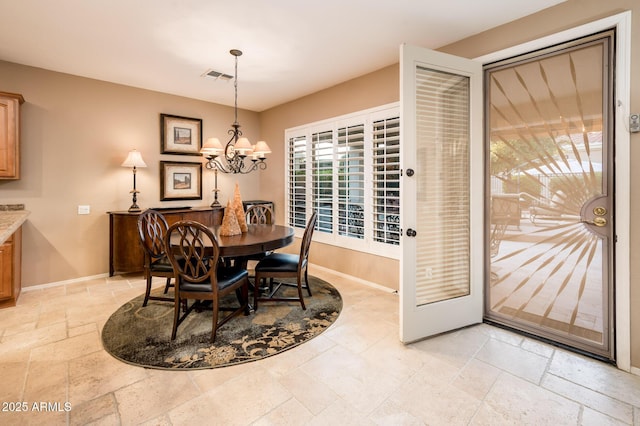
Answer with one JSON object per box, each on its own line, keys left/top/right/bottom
{"left": 582, "top": 217, "right": 607, "bottom": 227}
{"left": 406, "top": 228, "right": 417, "bottom": 237}
{"left": 593, "top": 206, "right": 607, "bottom": 216}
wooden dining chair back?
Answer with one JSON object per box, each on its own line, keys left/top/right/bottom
{"left": 137, "top": 209, "right": 175, "bottom": 306}
{"left": 245, "top": 204, "right": 274, "bottom": 225}
{"left": 253, "top": 211, "right": 318, "bottom": 311}
{"left": 243, "top": 204, "right": 275, "bottom": 268}
{"left": 164, "top": 220, "right": 249, "bottom": 343}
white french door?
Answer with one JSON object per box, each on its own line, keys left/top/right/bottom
{"left": 399, "top": 44, "right": 484, "bottom": 342}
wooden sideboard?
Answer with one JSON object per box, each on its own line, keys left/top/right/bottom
{"left": 108, "top": 207, "right": 223, "bottom": 276}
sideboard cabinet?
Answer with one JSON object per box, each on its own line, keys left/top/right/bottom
{"left": 0, "top": 227, "right": 22, "bottom": 308}
{"left": 0, "top": 92, "right": 25, "bottom": 179}
{"left": 108, "top": 207, "right": 223, "bottom": 276}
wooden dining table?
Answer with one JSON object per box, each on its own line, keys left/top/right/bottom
{"left": 168, "top": 223, "right": 294, "bottom": 261}
{"left": 210, "top": 224, "right": 295, "bottom": 259}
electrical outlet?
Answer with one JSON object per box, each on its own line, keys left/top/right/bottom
{"left": 77, "top": 205, "right": 90, "bottom": 215}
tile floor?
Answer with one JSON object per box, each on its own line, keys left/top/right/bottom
{"left": 0, "top": 267, "right": 639, "bottom": 425}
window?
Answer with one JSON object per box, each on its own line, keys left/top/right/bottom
{"left": 285, "top": 103, "right": 400, "bottom": 258}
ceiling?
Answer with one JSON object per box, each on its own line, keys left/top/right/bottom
{"left": 0, "top": 0, "right": 565, "bottom": 112}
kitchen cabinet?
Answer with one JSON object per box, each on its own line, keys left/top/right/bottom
{"left": 0, "top": 227, "right": 22, "bottom": 308}
{"left": 0, "top": 92, "right": 24, "bottom": 179}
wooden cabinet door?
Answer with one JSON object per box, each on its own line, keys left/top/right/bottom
{"left": 110, "top": 214, "right": 144, "bottom": 273}
{"left": 0, "top": 93, "right": 23, "bottom": 179}
{"left": 0, "top": 238, "right": 13, "bottom": 300}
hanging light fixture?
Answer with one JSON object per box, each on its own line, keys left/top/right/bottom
{"left": 201, "top": 49, "right": 271, "bottom": 175}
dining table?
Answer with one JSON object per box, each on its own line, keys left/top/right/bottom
{"left": 211, "top": 224, "right": 295, "bottom": 259}
{"left": 169, "top": 223, "right": 295, "bottom": 307}
{"left": 168, "top": 223, "right": 296, "bottom": 271}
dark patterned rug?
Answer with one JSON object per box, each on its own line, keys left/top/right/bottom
{"left": 101, "top": 276, "right": 342, "bottom": 370}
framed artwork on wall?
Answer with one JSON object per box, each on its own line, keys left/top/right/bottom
{"left": 160, "top": 161, "right": 202, "bottom": 200}
{"left": 160, "top": 113, "right": 202, "bottom": 155}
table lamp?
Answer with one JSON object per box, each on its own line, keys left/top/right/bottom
{"left": 121, "top": 149, "right": 147, "bottom": 212}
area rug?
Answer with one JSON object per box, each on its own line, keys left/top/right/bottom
{"left": 101, "top": 276, "right": 342, "bottom": 370}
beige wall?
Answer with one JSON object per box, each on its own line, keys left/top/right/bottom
{"left": 259, "top": 65, "right": 400, "bottom": 290}
{"left": 0, "top": 60, "right": 262, "bottom": 287}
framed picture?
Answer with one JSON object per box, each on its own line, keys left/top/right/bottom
{"left": 160, "top": 161, "right": 202, "bottom": 201}
{"left": 160, "top": 113, "right": 202, "bottom": 155}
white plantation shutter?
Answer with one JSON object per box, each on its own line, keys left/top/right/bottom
{"left": 287, "top": 135, "right": 307, "bottom": 228}
{"left": 337, "top": 124, "right": 365, "bottom": 239}
{"left": 372, "top": 117, "right": 401, "bottom": 245}
{"left": 415, "top": 66, "right": 471, "bottom": 305}
{"left": 285, "top": 104, "right": 400, "bottom": 258}
{"left": 312, "top": 130, "right": 333, "bottom": 234}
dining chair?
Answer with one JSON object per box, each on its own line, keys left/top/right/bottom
{"left": 245, "top": 204, "right": 274, "bottom": 226}
{"left": 137, "top": 209, "right": 175, "bottom": 306}
{"left": 164, "top": 220, "right": 249, "bottom": 343}
{"left": 243, "top": 203, "right": 275, "bottom": 262}
{"left": 253, "top": 211, "right": 318, "bottom": 311}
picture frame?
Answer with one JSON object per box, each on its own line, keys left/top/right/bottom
{"left": 160, "top": 161, "right": 202, "bottom": 201}
{"left": 160, "top": 113, "right": 202, "bottom": 155}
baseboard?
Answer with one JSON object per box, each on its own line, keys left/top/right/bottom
{"left": 310, "top": 263, "right": 397, "bottom": 294}
{"left": 23, "top": 266, "right": 398, "bottom": 297}
{"left": 631, "top": 366, "right": 640, "bottom": 377}
{"left": 21, "top": 273, "right": 110, "bottom": 292}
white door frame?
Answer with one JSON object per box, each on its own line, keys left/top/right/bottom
{"left": 475, "top": 12, "right": 632, "bottom": 372}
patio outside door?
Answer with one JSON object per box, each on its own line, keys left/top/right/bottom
{"left": 485, "top": 31, "right": 615, "bottom": 360}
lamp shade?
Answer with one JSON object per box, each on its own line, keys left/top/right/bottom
{"left": 253, "top": 141, "right": 272, "bottom": 156}
{"left": 121, "top": 149, "right": 147, "bottom": 168}
{"left": 201, "top": 138, "right": 224, "bottom": 156}
{"left": 234, "top": 137, "right": 253, "bottom": 156}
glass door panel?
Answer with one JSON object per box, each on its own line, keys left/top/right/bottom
{"left": 400, "top": 44, "right": 483, "bottom": 343}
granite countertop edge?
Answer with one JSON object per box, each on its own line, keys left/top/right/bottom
{"left": 0, "top": 210, "right": 30, "bottom": 244}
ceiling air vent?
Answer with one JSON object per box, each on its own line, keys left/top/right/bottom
{"left": 202, "top": 69, "right": 233, "bottom": 81}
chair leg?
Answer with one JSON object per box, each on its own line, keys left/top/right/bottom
{"left": 297, "top": 273, "right": 306, "bottom": 310}
{"left": 238, "top": 281, "right": 250, "bottom": 315}
{"left": 304, "top": 268, "right": 312, "bottom": 297}
{"left": 211, "top": 298, "right": 220, "bottom": 343}
{"left": 143, "top": 274, "right": 152, "bottom": 307}
{"left": 253, "top": 275, "right": 261, "bottom": 311}
{"left": 171, "top": 294, "right": 181, "bottom": 340}
{"left": 163, "top": 277, "right": 172, "bottom": 294}
{"left": 242, "top": 280, "right": 250, "bottom": 315}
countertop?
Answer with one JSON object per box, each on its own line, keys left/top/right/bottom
{"left": 0, "top": 210, "right": 30, "bottom": 244}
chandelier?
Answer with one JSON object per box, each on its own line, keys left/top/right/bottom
{"left": 200, "top": 49, "right": 271, "bottom": 175}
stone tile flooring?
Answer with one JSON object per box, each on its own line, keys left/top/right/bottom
{"left": 0, "top": 267, "right": 638, "bottom": 425}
